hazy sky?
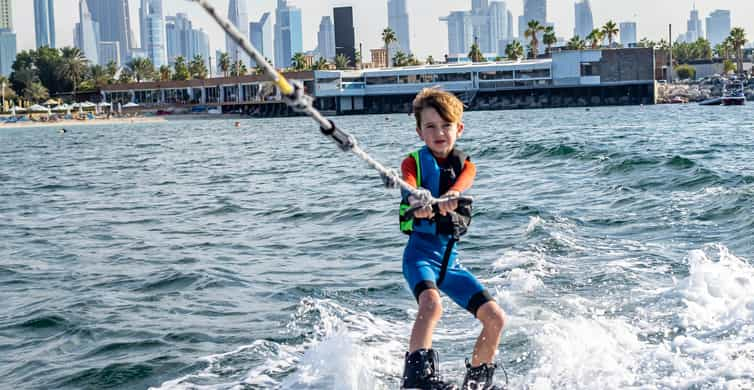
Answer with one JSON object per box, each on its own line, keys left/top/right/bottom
{"left": 13, "top": 0, "right": 754, "bottom": 61}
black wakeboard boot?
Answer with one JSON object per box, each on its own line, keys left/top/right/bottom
{"left": 401, "top": 349, "right": 458, "bottom": 390}
{"left": 461, "top": 360, "right": 506, "bottom": 390}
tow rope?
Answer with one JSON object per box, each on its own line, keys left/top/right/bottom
{"left": 190, "top": 0, "right": 470, "bottom": 209}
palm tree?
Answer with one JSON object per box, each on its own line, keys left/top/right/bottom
{"left": 218, "top": 52, "right": 231, "bottom": 77}
{"left": 524, "top": 20, "right": 545, "bottom": 59}
{"left": 58, "top": 47, "right": 88, "bottom": 100}
{"left": 230, "top": 60, "right": 247, "bottom": 76}
{"left": 173, "top": 56, "right": 190, "bottom": 80}
{"left": 505, "top": 40, "right": 524, "bottom": 61}
{"left": 24, "top": 82, "right": 49, "bottom": 103}
{"left": 729, "top": 27, "right": 748, "bottom": 75}
{"left": 543, "top": 25, "right": 557, "bottom": 55}
{"left": 468, "top": 43, "right": 484, "bottom": 62}
{"left": 392, "top": 51, "right": 408, "bottom": 67}
{"left": 587, "top": 28, "right": 604, "bottom": 49}
{"left": 118, "top": 68, "right": 134, "bottom": 84}
{"left": 291, "top": 52, "right": 308, "bottom": 71}
{"left": 715, "top": 38, "right": 734, "bottom": 60}
{"left": 334, "top": 53, "right": 351, "bottom": 69}
{"left": 105, "top": 61, "right": 118, "bottom": 83}
{"left": 566, "top": 36, "right": 586, "bottom": 51}
{"left": 88, "top": 65, "right": 111, "bottom": 88}
{"left": 313, "top": 57, "right": 329, "bottom": 70}
{"left": 189, "top": 55, "right": 208, "bottom": 79}
{"left": 159, "top": 65, "right": 172, "bottom": 81}
{"left": 602, "top": 20, "right": 619, "bottom": 47}
{"left": 382, "top": 27, "right": 398, "bottom": 67}
{"left": 126, "top": 57, "right": 156, "bottom": 82}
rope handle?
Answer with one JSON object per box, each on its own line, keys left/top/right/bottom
{"left": 402, "top": 196, "right": 474, "bottom": 220}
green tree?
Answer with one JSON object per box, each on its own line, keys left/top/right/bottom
{"left": 159, "top": 65, "right": 172, "bottom": 81}
{"left": 118, "top": 68, "right": 134, "bottom": 83}
{"left": 543, "top": 25, "right": 557, "bottom": 54}
{"left": 392, "top": 51, "right": 408, "bottom": 67}
{"left": 505, "top": 40, "right": 525, "bottom": 61}
{"left": 24, "top": 82, "right": 49, "bottom": 102}
{"left": 602, "top": 21, "right": 619, "bottom": 47}
{"left": 335, "top": 53, "right": 351, "bottom": 69}
{"left": 34, "top": 46, "right": 68, "bottom": 95}
{"left": 313, "top": 57, "right": 329, "bottom": 70}
{"left": 723, "top": 59, "right": 736, "bottom": 74}
{"left": 88, "top": 64, "right": 111, "bottom": 88}
{"left": 106, "top": 61, "right": 118, "bottom": 82}
{"left": 525, "top": 20, "right": 545, "bottom": 58}
{"left": 426, "top": 55, "right": 435, "bottom": 65}
{"left": 587, "top": 29, "right": 604, "bottom": 49}
{"left": 637, "top": 38, "right": 656, "bottom": 48}
{"left": 715, "top": 38, "right": 733, "bottom": 60}
{"left": 173, "top": 56, "right": 190, "bottom": 80}
{"left": 675, "top": 64, "right": 696, "bottom": 80}
{"left": 218, "top": 52, "right": 231, "bottom": 77}
{"left": 58, "top": 47, "right": 89, "bottom": 100}
{"left": 407, "top": 53, "right": 421, "bottom": 66}
{"left": 566, "top": 36, "right": 586, "bottom": 50}
{"left": 729, "top": 27, "right": 748, "bottom": 75}
{"left": 230, "top": 60, "right": 247, "bottom": 76}
{"left": 291, "top": 52, "right": 308, "bottom": 71}
{"left": 126, "top": 57, "right": 156, "bottom": 82}
{"left": 189, "top": 55, "right": 208, "bottom": 79}
{"left": 382, "top": 27, "right": 397, "bottom": 67}
{"left": 468, "top": 43, "right": 484, "bottom": 62}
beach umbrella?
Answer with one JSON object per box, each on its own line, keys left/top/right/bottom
{"left": 82, "top": 101, "right": 96, "bottom": 108}
{"left": 13, "top": 106, "right": 26, "bottom": 113}
{"left": 44, "top": 98, "right": 59, "bottom": 106}
{"left": 123, "top": 102, "right": 139, "bottom": 108}
{"left": 29, "top": 104, "right": 48, "bottom": 112}
{"left": 52, "top": 104, "right": 69, "bottom": 112}
{"left": 97, "top": 102, "right": 111, "bottom": 107}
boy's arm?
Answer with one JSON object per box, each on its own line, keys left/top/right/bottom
{"left": 448, "top": 160, "right": 476, "bottom": 194}
{"left": 401, "top": 156, "right": 418, "bottom": 188}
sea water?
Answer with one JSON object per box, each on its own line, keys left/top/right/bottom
{"left": 1, "top": 104, "right": 753, "bottom": 389}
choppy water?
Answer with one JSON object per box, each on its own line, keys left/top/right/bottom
{"left": 1, "top": 104, "right": 753, "bottom": 390}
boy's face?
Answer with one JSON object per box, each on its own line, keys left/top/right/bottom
{"left": 416, "top": 107, "right": 464, "bottom": 158}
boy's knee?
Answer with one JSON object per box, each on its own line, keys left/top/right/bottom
{"left": 418, "top": 289, "right": 443, "bottom": 319}
{"left": 479, "top": 303, "right": 505, "bottom": 331}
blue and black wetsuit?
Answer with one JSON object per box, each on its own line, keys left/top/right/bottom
{"left": 399, "top": 146, "right": 493, "bottom": 317}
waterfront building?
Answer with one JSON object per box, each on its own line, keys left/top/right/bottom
{"left": 371, "top": 48, "right": 387, "bottom": 68}
{"left": 706, "top": 10, "right": 731, "bottom": 46}
{"left": 620, "top": 22, "right": 637, "bottom": 47}
{"left": 574, "top": 0, "right": 593, "bottom": 40}
{"left": 75, "top": 0, "right": 100, "bottom": 65}
{"left": 0, "top": 28, "right": 15, "bottom": 77}
{"left": 88, "top": 0, "right": 132, "bottom": 64}
{"left": 250, "top": 12, "right": 274, "bottom": 65}
{"left": 440, "top": 11, "right": 473, "bottom": 57}
{"left": 334, "top": 7, "right": 356, "bottom": 66}
{"left": 98, "top": 41, "right": 120, "bottom": 67}
{"left": 0, "top": 0, "right": 11, "bottom": 30}
{"left": 316, "top": 16, "right": 336, "bottom": 61}
{"left": 274, "top": 0, "right": 303, "bottom": 69}
{"left": 685, "top": 6, "right": 704, "bottom": 43}
{"left": 227, "top": 0, "right": 250, "bottom": 67}
{"left": 34, "top": 0, "right": 55, "bottom": 48}
{"left": 388, "top": 0, "right": 411, "bottom": 54}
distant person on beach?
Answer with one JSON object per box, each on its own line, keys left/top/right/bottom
{"left": 398, "top": 88, "right": 506, "bottom": 389}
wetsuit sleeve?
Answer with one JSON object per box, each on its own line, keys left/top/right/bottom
{"left": 401, "top": 156, "right": 418, "bottom": 188}
{"left": 449, "top": 159, "right": 476, "bottom": 193}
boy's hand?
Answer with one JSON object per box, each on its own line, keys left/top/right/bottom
{"left": 437, "top": 191, "right": 460, "bottom": 216}
{"left": 408, "top": 195, "right": 434, "bottom": 219}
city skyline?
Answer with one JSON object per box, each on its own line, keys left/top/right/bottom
{"left": 12, "top": 0, "right": 754, "bottom": 63}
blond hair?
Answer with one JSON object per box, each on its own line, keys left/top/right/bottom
{"left": 412, "top": 88, "right": 464, "bottom": 129}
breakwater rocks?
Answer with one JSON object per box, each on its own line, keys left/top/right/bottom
{"left": 657, "top": 78, "right": 754, "bottom": 104}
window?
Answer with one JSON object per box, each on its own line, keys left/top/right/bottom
{"left": 435, "top": 72, "right": 471, "bottom": 82}
{"left": 479, "top": 71, "right": 514, "bottom": 80}
{"left": 581, "top": 62, "right": 600, "bottom": 76}
{"left": 517, "top": 68, "right": 550, "bottom": 79}
{"left": 366, "top": 75, "right": 398, "bottom": 85}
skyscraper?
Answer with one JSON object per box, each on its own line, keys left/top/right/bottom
{"left": 227, "top": 0, "right": 250, "bottom": 66}
{"left": 75, "top": 0, "right": 99, "bottom": 65}
{"left": 274, "top": 0, "right": 303, "bottom": 68}
{"left": 520, "top": 0, "right": 546, "bottom": 39}
{"left": 334, "top": 7, "right": 356, "bottom": 66}
{"left": 0, "top": 0, "right": 12, "bottom": 30}
{"left": 98, "top": 41, "right": 121, "bottom": 67}
{"left": 316, "top": 16, "right": 335, "bottom": 61}
{"left": 620, "top": 22, "right": 637, "bottom": 46}
{"left": 388, "top": 0, "right": 411, "bottom": 54}
{"left": 488, "top": 1, "right": 510, "bottom": 56}
{"left": 191, "top": 28, "right": 210, "bottom": 69}
{"left": 87, "top": 0, "right": 132, "bottom": 63}
{"left": 574, "top": 0, "right": 593, "bottom": 40}
{"left": 34, "top": 0, "right": 55, "bottom": 48}
{"left": 166, "top": 13, "right": 210, "bottom": 67}
{"left": 250, "top": 12, "right": 273, "bottom": 64}
{"left": 140, "top": 0, "right": 166, "bottom": 67}
{"left": 685, "top": 6, "right": 704, "bottom": 42}
{"left": 471, "top": 0, "right": 491, "bottom": 53}
{"left": 0, "top": 29, "right": 15, "bottom": 77}
{"left": 440, "top": 11, "right": 472, "bottom": 56}
{"left": 706, "top": 10, "right": 731, "bottom": 46}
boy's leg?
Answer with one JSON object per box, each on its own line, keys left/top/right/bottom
{"left": 409, "top": 288, "right": 443, "bottom": 352}
{"left": 471, "top": 300, "right": 506, "bottom": 366}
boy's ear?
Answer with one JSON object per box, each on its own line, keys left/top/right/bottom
{"left": 457, "top": 122, "right": 465, "bottom": 137}
{"left": 415, "top": 127, "right": 424, "bottom": 140}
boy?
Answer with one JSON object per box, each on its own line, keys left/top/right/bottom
{"left": 399, "top": 88, "right": 506, "bottom": 390}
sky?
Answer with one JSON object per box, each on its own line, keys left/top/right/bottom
{"left": 12, "top": 0, "right": 754, "bottom": 61}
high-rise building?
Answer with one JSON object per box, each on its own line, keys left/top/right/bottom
{"left": 316, "top": 16, "right": 335, "bottom": 61}
{"left": 706, "top": 10, "right": 731, "bottom": 46}
{"left": 440, "top": 11, "right": 473, "bottom": 56}
{"left": 0, "top": 29, "right": 15, "bottom": 76}
{"left": 227, "top": 0, "right": 250, "bottom": 66}
{"left": 489, "top": 1, "right": 510, "bottom": 56}
{"left": 507, "top": 10, "right": 513, "bottom": 41}
{"left": 250, "top": 12, "right": 273, "bottom": 64}
{"left": 685, "top": 6, "right": 704, "bottom": 42}
{"left": 574, "top": 0, "right": 593, "bottom": 40}
{"left": 0, "top": 0, "right": 12, "bottom": 30}
{"left": 274, "top": 0, "right": 303, "bottom": 68}
{"left": 165, "top": 13, "right": 193, "bottom": 65}
{"left": 520, "top": 0, "right": 546, "bottom": 39}
{"left": 87, "top": 0, "right": 132, "bottom": 63}
{"left": 75, "top": 0, "right": 100, "bottom": 65}
{"left": 191, "top": 28, "right": 210, "bottom": 69}
{"left": 620, "top": 22, "right": 637, "bottom": 46}
{"left": 471, "top": 0, "right": 491, "bottom": 53}
{"left": 34, "top": 0, "right": 55, "bottom": 48}
{"left": 140, "top": 0, "right": 166, "bottom": 67}
{"left": 334, "top": 7, "right": 356, "bottom": 66}
{"left": 98, "top": 41, "right": 121, "bottom": 66}
{"left": 388, "top": 0, "right": 411, "bottom": 54}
